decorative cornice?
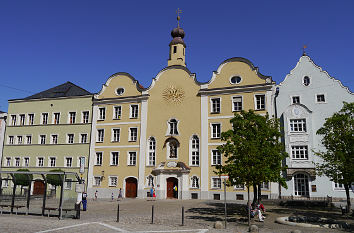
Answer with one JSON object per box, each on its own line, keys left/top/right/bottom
{"left": 93, "top": 94, "right": 149, "bottom": 105}
{"left": 199, "top": 83, "right": 273, "bottom": 96}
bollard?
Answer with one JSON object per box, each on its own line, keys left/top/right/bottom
{"left": 116, "top": 204, "right": 119, "bottom": 222}
{"left": 182, "top": 206, "right": 184, "bottom": 226}
{"left": 151, "top": 205, "right": 154, "bottom": 224}
{"left": 75, "top": 203, "right": 80, "bottom": 219}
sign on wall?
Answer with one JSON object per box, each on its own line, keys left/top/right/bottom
{"left": 79, "top": 157, "right": 85, "bottom": 174}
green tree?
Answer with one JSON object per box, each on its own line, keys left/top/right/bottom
{"left": 315, "top": 102, "right": 354, "bottom": 212}
{"left": 14, "top": 169, "right": 33, "bottom": 195}
{"left": 216, "top": 110, "right": 287, "bottom": 227}
{"left": 46, "top": 169, "right": 64, "bottom": 193}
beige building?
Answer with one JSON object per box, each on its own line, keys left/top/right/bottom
{"left": 88, "top": 24, "right": 276, "bottom": 200}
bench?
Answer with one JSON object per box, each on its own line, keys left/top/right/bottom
{"left": 0, "top": 204, "right": 25, "bottom": 215}
{"left": 43, "top": 207, "right": 76, "bottom": 218}
{"left": 43, "top": 207, "right": 58, "bottom": 217}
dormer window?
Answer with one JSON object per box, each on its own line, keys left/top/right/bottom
{"left": 168, "top": 119, "right": 178, "bottom": 135}
{"left": 303, "top": 76, "right": 310, "bottom": 86}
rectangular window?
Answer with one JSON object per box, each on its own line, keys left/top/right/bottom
{"left": 28, "top": 114, "right": 34, "bottom": 125}
{"left": 26, "top": 135, "right": 32, "bottom": 144}
{"left": 17, "top": 136, "right": 23, "bottom": 144}
{"left": 53, "top": 113, "right": 60, "bottom": 124}
{"left": 94, "top": 177, "right": 101, "bottom": 186}
{"left": 316, "top": 94, "right": 325, "bottom": 103}
{"left": 11, "top": 115, "right": 17, "bottom": 126}
{"left": 255, "top": 94, "right": 265, "bottom": 110}
{"left": 173, "top": 46, "right": 177, "bottom": 53}
{"left": 67, "top": 134, "right": 74, "bottom": 144}
{"left": 211, "top": 150, "right": 221, "bottom": 165}
{"left": 42, "top": 113, "right": 48, "bottom": 124}
{"left": 211, "top": 98, "right": 220, "bottom": 113}
{"left": 128, "top": 152, "right": 137, "bottom": 166}
{"left": 334, "top": 182, "right": 344, "bottom": 190}
{"left": 130, "top": 105, "right": 139, "bottom": 118}
{"left": 51, "top": 135, "right": 58, "bottom": 144}
{"left": 37, "top": 157, "right": 44, "bottom": 167}
{"left": 97, "top": 129, "right": 104, "bottom": 142}
{"left": 211, "top": 123, "right": 221, "bottom": 139}
{"left": 6, "top": 157, "right": 11, "bottom": 167}
{"left": 98, "top": 107, "right": 105, "bottom": 120}
{"left": 69, "top": 112, "right": 76, "bottom": 124}
{"left": 112, "top": 128, "right": 120, "bottom": 142}
{"left": 129, "top": 128, "right": 138, "bottom": 141}
{"left": 111, "top": 152, "right": 119, "bottom": 166}
{"left": 49, "top": 157, "right": 56, "bottom": 167}
{"left": 109, "top": 176, "right": 118, "bottom": 187}
{"left": 23, "top": 157, "right": 29, "bottom": 167}
{"left": 291, "top": 145, "right": 309, "bottom": 160}
{"left": 81, "top": 134, "right": 87, "bottom": 143}
{"left": 290, "top": 119, "right": 307, "bottom": 132}
{"left": 113, "top": 106, "right": 122, "bottom": 120}
{"left": 15, "top": 157, "right": 20, "bottom": 167}
{"left": 292, "top": 96, "right": 300, "bottom": 104}
{"left": 20, "top": 114, "right": 25, "bottom": 125}
{"left": 82, "top": 111, "right": 89, "bottom": 123}
{"left": 40, "top": 135, "right": 46, "bottom": 144}
{"left": 9, "top": 136, "right": 14, "bottom": 145}
{"left": 191, "top": 137, "right": 199, "bottom": 166}
{"left": 260, "top": 182, "right": 269, "bottom": 190}
{"left": 232, "top": 96, "right": 242, "bottom": 112}
{"left": 66, "top": 157, "right": 73, "bottom": 167}
{"left": 212, "top": 177, "right": 221, "bottom": 189}
{"left": 64, "top": 179, "right": 72, "bottom": 190}
{"left": 95, "top": 152, "right": 103, "bottom": 166}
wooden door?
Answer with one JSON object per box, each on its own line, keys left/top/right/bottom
{"left": 33, "top": 180, "right": 45, "bottom": 195}
{"left": 166, "top": 177, "right": 177, "bottom": 198}
{"left": 125, "top": 177, "right": 137, "bottom": 198}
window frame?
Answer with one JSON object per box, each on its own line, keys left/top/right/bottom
{"left": 65, "top": 157, "right": 73, "bottom": 167}
{"left": 113, "top": 106, "right": 122, "bottom": 120}
{"left": 110, "top": 151, "right": 119, "bottom": 166}
{"left": 49, "top": 157, "right": 56, "bottom": 167}
{"left": 109, "top": 176, "right": 118, "bottom": 187}
{"left": 53, "top": 112, "right": 60, "bottom": 124}
{"left": 41, "top": 113, "right": 48, "bottom": 125}
{"left": 98, "top": 107, "right": 106, "bottom": 120}
{"left": 211, "top": 177, "right": 222, "bottom": 189}
{"left": 316, "top": 93, "right": 326, "bottom": 103}
{"left": 111, "top": 128, "right": 121, "bottom": 142}
{"left": 254, "top": 94, "right": 265, "bottom": 110}
{"left": 210, "top": 123, "right": 221, "bottom": 139}
{"left": 39, "top": 135, "right": 46, "bottom": 144}
{"left": 147, "top": 137, "right": 156, "bottom": 166}
{"left": 129, "top": 127, "right": 138, "bottom": 142}
{"left": 67, "top": 134, "right": 74, "bottom": 144}
{"left": 211, "top": 149, "right": 221, "bottom": 165}
{"left": 190, "top": 135, "right": 200, "bottom": 166}
{"left": 81, "top": 133, "right": 88, "bottom": 143}
{"left": 37, "top": 157, "right": 44, "bottom": 167}
{"left": 190, "top": 175, "right": 200, "bottom": 189}
{"left": 130, "top": 104, "right": 139, "bottom": 119}
{"left": 232, "top": 96, "right": 243, "bottom": 112}
{"left": 95, "top": 152, "right": 103, "bottom": 166}
{"left": 291, "top": 145, "right": 309, "bottom": 160}
{"left": 82, "top": 111, "right": 90, "bottom": 123}
{"left": 210, "top": 98, "right": 221, "bottom": 114}
{"left": 97, "top": 129, "right": 104, "bottom": 143}
{"left": 127, "top": 151, "right": 137, "bottom": 166}
{"left": 289, "top": 119, "right": 307, "bottom": 133}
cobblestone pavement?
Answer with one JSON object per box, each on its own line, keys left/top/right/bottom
{"left": 0, "top": 198, "right": 352, "bottom": 233}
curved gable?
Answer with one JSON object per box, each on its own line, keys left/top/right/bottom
{"left": 207, "top": 57, "right": 273, "bottom": 89}
{"left": 96, "top": 72, "right": 143, "bottom": 99}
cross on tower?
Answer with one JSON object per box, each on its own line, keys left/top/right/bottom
{"left": 176, "top": 8, "right": 182, "bottom": 27}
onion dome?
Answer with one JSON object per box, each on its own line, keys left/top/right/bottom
{"left": 169, "top": 27, "right": 186, "bottom": 47}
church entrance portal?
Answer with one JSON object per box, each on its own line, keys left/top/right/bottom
{"left": 166, "top": 177, "right": 178, "bottom": 198}
{"left": 125, "top": 177, "right": 137, "bottom": 198}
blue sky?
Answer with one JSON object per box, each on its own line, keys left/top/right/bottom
{"left": 1, "top": 0, "right": 353, "bottom": 111}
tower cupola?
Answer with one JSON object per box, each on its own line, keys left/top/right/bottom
{"left": 168, "top": 10, "right": 186, "bottom": 67}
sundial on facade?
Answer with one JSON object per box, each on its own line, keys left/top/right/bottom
{"left": 162, "top": 85, "right": 185, "bottom": 104}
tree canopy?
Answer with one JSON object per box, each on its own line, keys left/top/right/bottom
{"left": 13, "top": 169, "right": 33, "bottom": 186}
{"left": 216, "top": 110, "right": 288, "bottom": 189}
{"left": 46, "top": 169, "right": 64, "bottom": 187}
{"left": 315, "top": 101, "right": 354, "bottom": 211}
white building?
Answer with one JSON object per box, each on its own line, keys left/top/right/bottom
{"left": 276, "top": 54, "right": 353, "bottom": 199}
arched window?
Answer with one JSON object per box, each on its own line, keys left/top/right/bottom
{"left": 190, "top": 135, "right": 199, "bottom": 166}
{"left": 294, "top": 173, "right": 309, "bottom": 197}
{"left": 147, "top": 137, "right": 156, "bottom": 166}
{"left": 169, "top": 119, "right": 178, "bottom": 135}
{"left": 190, "top": 176, "right": 199, "bottom": 189}
{"left": 146, "top": 175, "right": 154, "bottom": 187}
{"left": 303, "top": 76, "right": 310, "bottom": 86}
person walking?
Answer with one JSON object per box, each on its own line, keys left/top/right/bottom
{"left": 111, "top": 192, "right": 114, "bottom": 201}
{"left": 95, "top": 190, "right": 98, "bottom": 200}
{"left": 82, "top": 192, "right": 87, "bottom": 211}
{"left": 150, "top": 186, "right": 154, "bottom": 200}
{"left": 173, "top": 185, "right": 177, "bottom": 198}
{"left": 152, "top": 187, "right": 156, "bottom": 200}
{"left": 118, "top": 188, "right": 122, "bottom": 200}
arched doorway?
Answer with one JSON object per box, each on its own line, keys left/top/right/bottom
{"left": 33, "top": 180, "right": 45, "bottom": 195}
{"left": 166, "top": 177, "right": 178, "bottom": 199}
{"left": 294, "top": 173, "right": 309, "bottom": 197}
{"left": 125, "top": 177, "right": 137, "bottom": 198}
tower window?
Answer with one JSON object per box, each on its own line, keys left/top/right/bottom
{"left": 173, "top": 46, "right": 177, "bottom": 53}
{"left": 168, "top": 119, "right": 178, "bottom": 135}
{"left": 303, "top": 76, "right": 310, "bottom": 86}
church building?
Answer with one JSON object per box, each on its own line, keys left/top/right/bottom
{"left": 87, "top": 21, "right": 277, "bottom": 200}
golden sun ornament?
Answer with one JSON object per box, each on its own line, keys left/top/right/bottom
{"left": 162, "top": 86, "right": 185, "bottom": 104}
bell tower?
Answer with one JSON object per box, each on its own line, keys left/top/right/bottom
{"left": 168, "top": 9, "right": 186, "bottom": 67}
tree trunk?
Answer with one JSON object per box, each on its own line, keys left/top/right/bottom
{"left": 252, "top": 184, "right": 258, "bottom": 206}
{"left": 247, "top": 184, "right": 250, "bottom": 228}
{"left": 344, "top": 184, "right": 351, "bottom": 213}
{"left": 258, "top": 184, "right": 262, "bottom": 204}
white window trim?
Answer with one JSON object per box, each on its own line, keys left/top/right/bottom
{"left": 48, "top": 157, "right": 57, "bottom": 167}
{"left": 189, "top": 134, "right": 200, "bottom": 167}
{"left": 211, "top": 149, "right": 221, "bottom": 166}
{"left": 231, "top": 95, "right": 243, "bottom": 112}
{"left": 290, "top": 95, "right": 301, "bottom": 104}
{"left": 22, "top": 157, "right": 30, "bottom": 167}
{"left": 254, "top": 94, "right": 266, "bottom": 110}
{"left": 64, "top": 156, "right": 73, "bottom": 167}
{"left": 210, "top": 97, "right": 221, "bottom": 114}
{"left": 98, "top": 107, "right": 106, "bottom": 121}
{"left": 211, "top": 176, "right": 222, "bottom": 189}
{"left": 315, "top": 93, "right": 327, "bottom": 104}
{"left": 108, "top": 176, "right": 118, "bottom": 187}
{"left": 50, "top": 134, "right": 58, "bottom": 144}
{"left": 17, "top": 135, "right": 23, "bottom": 144}
{"left": 19, "top": 114, "right": 26, "bottom": 126}
{"left": 27, "top": 113, "right": 35, "bottom": 125}
{"left": 95, "top": 151, "right": 103, "bottom": 166}
{"left": 36, "top": 156, "right": 44, "bottom": 167}
{"left": 14, "top": 157, "right": 21, "bottom": 167}
{"left": 113, "top": 105, "right": 122, "bottom": 120}
{"left": 302, "top": 76, "right": 311, "bottom": 87}
{"left": 8, "top": 135, "right": 14, "bottom": 145}
{"left": 52, "top": 112, "right": 61, "bottom": 124}
{"left": 146, "top": 137, "right": 156, "bottom": 166}
{"left": 129, "top": 104, "right": 139, "bottom": 119}
{"left": 128, "top": 127, "right": 138, "bottom": 142}
{"left": 111, "top": 128, "right": 121, "bottom": 142}
{"left": 4, "top": 157, "right": 12, "bottom": 167}
{"left": 292, "top": 173, "right": 311, "bottom": 197}
{"left": 229, "top": 75, "right": 242, "bottom": 85}
{"left": 289, "top": 144, "right": 310, "bottom": 160}
{"left": 80, "top": 133, "right": 88, "bottom": 143}
{"left": 210, "top": 123, "right": 221, "bottom": 139}
{"left": 64, "top": 178, "right": 73, "bottom": 190}
{"left": 26, "top": 134, "right": 33, "bottom": 144}
{"left": 190, "top": 175, "right": 200, "bottom": 189}
{"left": 288, "top": 118, "right": 308, "bottom": 134}
{"left": 165, "top": 118, "right": 180, "bottom": 136}
{"left": 39, "top": 134, "right": 46, "bottom": 144}
{"left": 67, "top": 133, "right": 75, "bottom": 144}
{"left": 81, "top": 110, "right": 90, "bottom": 123}
{"left": 10, "top": 114, "right": 17, "bottom": 126}
{"left": 67, "top": 111, "right": 77, "bottom": 124}
{"left": 97, "top": 129, "right": 104, "bottom": 143}
{"left": 110, "top": 151, "right": 119, "bottom": 166}
{"left": 127, "top": 151, "right": 137, "bottom": 166}
{"left": 93, "top": 176, "right": 102, "bottom": 186}
{"left": 41, "top": 112, "right": 49, "bottom": 125}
